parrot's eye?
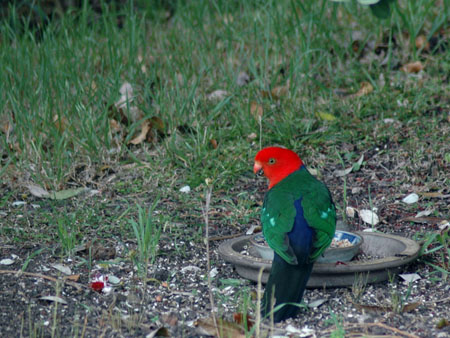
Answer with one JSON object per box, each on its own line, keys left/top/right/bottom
{"left": 268, "top": 158, "right": 276, "bottom": 164}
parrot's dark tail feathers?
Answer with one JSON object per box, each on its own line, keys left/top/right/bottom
{"left": 261, "top": 257, "right": 314, "bottom": 323}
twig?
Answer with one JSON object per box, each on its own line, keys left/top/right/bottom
{"left": 202, "top": 186, "right": 220, "bottom": 338}
{"left": 324, "top": 321, "right": 421, "bottom": 338}
{"left": 431, "top": 296, "right": 450, "bottom": 304}
{"left": 258, "top": 116, "right": 262, "bottom": 150}
{"left": 208, "top": 233, "right": 245, "bottom": 241}
{"left": 0, "top": 269, "right": 84, "bottom": 291}
{"left": 80, "top": 313, "right": 88, "bottom": 338}
{"left": 368, "top": 323, "right": 420, "bottom": 338}
{"left": 255, "top": 267, "right": 263, "bottom": 338}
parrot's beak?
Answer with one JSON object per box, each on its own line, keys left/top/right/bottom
{"left": 253, "top": 162, "right": 264, "bottom": 176}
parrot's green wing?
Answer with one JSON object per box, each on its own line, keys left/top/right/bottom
{"left": 301, "top": 184, "right": 336, "bottom": 261}
{"left": 261, "top": 173, "right": 301, "bottom": 265}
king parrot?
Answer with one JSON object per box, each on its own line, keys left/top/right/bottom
{"left": 253, "top": 146, "right": 336, "bottom": 322}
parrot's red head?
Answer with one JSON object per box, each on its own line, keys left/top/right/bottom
{"left": 254, "top": 147, "right": 304, "bottom": 189}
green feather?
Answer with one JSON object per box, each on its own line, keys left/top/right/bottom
{"left": 261, "top": 167, "right": 336, "bottom": 263}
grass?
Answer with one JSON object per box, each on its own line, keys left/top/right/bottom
{"left": 129, "top": 200, "right": 162, "bottom": 278}
{"left": 0, "top": 0, "right": 449, "bottom": 336}
{"left": 2, "top": 0, "right": 446, "bottom": 191}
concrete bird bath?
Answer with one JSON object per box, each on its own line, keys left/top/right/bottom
{"left": 218, "top": 232, "right": 420, "bottom": 287}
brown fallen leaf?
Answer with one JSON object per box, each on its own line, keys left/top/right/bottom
{"left": 149, "top": 116, "right": 165, "bottom": 134}
{"left": 401, "top": 61, "right": 425, "bottom": 73}
{"left": 247, "top": 132, "right": 257, "bottom": 141}
{"left": 352, "top": 81, "right": 374, "bottom": 98}
{"left": 81, "top": 240, "right": 116, "bottom": 260}
{"left": 233, "top": 313, "right": 254, "bottom": 330}
{"left": 402, "top": 302, "right": 420, "bottom": 312}
{"left": 250, "top": 101, "right": 263, "bottom": 120}
{"left": 415, "top": 35, "right": 430, "bottom": 51}
{"left": 109, "top": 119, "right": 122, "bottom": 133}
{"left": 195, "top": 317, "right": 246, "bottom": 338}
{"left": 129, "top": 121, "right": 151, "bottom": 145}
{"left": 210, "top": 139, "right": 218, "bottom": 149}
{"left": 352, "top": 40, "right": 360, "bottom": 53}
{"left": 161, "top": 313, "right": 178, "bottom": 327}
{"left": 261, "top": 79, "right": 290, "bottom": 100}
{"left": 1, "top": 120, "right": 13, "bottom": 136}
{"left": 53, "top": 115, "right": 68, "bottom": 133}
{"left": 64, "top": 274, "right": 80, "bottom": 282}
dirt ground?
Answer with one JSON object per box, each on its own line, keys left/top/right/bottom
{"left": 1, "top": 139, "right": 449, "bottom": 337}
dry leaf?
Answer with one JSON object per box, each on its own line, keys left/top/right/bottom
{"left": 307, "top": 298, "right": 328, "bottom": 308}
{"left": 40, "top": 296, "right": 68, "bottom": 305}
{"left": 1, "top": 120, "right": 13, "bottom": 136}
{"left": 210, "top": 139, "right": 218, "bottom": 149}
{"left": 250, "top": 102, "right": 263, "bottom": 120}
{"left": 286, "top": 324, "right": 315, "bottom": 336}
{"left": 401, "top": 61, "right": 425, "bottom": 73}
{"left": 415, "top": 35, "right": 430, "bottom": 51}
{"left": 195, "top": 317, "right": 246, "bottom": 338}
{"left": 50, "top": 188, "right": 87, "bottom": 200}
{"left": 270, "top": 79, "right": 290, "bottom": 100}
{"left": 236, "top": 71, "right": 250, "bottom": 86}
{"left": 0, "top": 258, "right": 15, "bottom": 265}
{"left": 402, "top": 193, "right": 419, "bottom": 204}
{"left": 26, "top": 184, "right": 50, "bottom": 198}
{"left": 346, "top": 206, "right": 356, "bottom": 218}
{"left": 113, "top": 82, "right": 142, "bottom": 124}
{"left": 53, "top": 115, "right": 68, "bottom": 133}
{"left": 207, "top": 90, "right": 229, "bottom": 101}
{"left": 233, "top": 313, "right": 254, "bottom": 329}
{"left": 52, "top": 263, "right": 72, "bottom": 275}
{"left": 129, "top": 121, "right": 151, "bottom": 145}
{"left": 161, "top": 313, "right": 178, "bottom": 326}
{"left": 415, "top": 209, "right": 433, "bottom": 218}
{"left": 82, "top": 240, "right": 116, "bottom": 260}
{"left": 399, "top": 273, "right": 421, "bottom": 283}
{"left": 179, "top": 185, "right": 191, "bottom": 193}
{"left": 149, "top": 116, "right": 165, "bottom": 134}
{"left": 359, "top": 209, "right": 380, "bottom": 226}
{"left": 353, "top": 81, "right": 374, "bottom": 98}
{"left": 64, "top": 274, "right": 80, "bottom": 282}
{"left": 316, "top": 111, "right": 336, "bottom": 121}
{"left": 109, "top": 119, "right": 121, "bottom": 133}
{"left": 402, "top": 302, "right": 420, "bottom": 312}
{"left": 247, "top": 132, "right": 257, "bottom": 141}
{"left": 117, "top": 82, "right": 134, "bottom": 106}
{"left": 334, "top": 167, "right": 353, "bottom": 177}
{"left": 307, "top": 168, "right": 319, "bottom": 176}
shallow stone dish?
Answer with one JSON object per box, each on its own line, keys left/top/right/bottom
{"left": 219, "top": 232, "right": 420, "bottom": 287}
{"left": 249, "top": 230, "right": 363, "bottom": 263}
